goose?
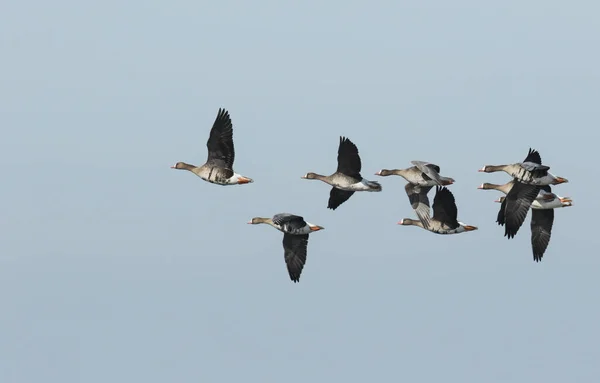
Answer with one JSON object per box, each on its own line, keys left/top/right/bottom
{"left": 494, "top": 186, "right": 573, "bottom": 209}
{"left": 247, "top": 213, "right": 324, "bottom": 283}
{"left": 302, "top": 136, "right": 382, "bottom": 210}
{"left": 478, "top": 148, "right": 568, "bottom": 186}
{"left": 376, "top": 161, "right": 455, "bottom": 187}
{"left": 478, "top": 181, "right": 562, "bottom": 203}
{"left": 398, "top": 186, "right": 478, "bottom": 234}
{"left": 495, "top": 188, "right": 573, "bottom": 262}
{"left": 171, "top": 108, "right": 254, "bottom": 185}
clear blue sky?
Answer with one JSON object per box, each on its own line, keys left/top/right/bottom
{"left": 1, "top": 1, "right": 598, "bottom": 382}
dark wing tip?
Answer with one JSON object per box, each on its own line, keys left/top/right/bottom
{"left": 524, "top": 147, "right": 542, "bottom": 164}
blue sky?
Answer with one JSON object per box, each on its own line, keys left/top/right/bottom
{"left": 1, "top": 1, "right": 598, "bottom": 382}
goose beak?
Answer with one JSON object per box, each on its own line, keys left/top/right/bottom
{"left": 375, "top": 170, "right": 382, "bottom": 176}
{"left": 559, "top": 197, "right": 572, "bottom": 203}
{"left": 397, "top": 219, "right": 404, "bottom": 225}
{"left": 247, "top": 220, "right": 253, "bottom": 224}
{"left": 170, "top": 165, "right": 176, "bottom": 169}
{"left": 237, "top": 176, "right": 253, "bottom": 184}
{"left": 477, "top": 184, "right": 485, "bottom": 189}
{"left": 478, "top": 166, "right": 486, "bottom": 172}
{"left": 310, "top": 225, "right": 325, "bottom": 231}
{"left": 464, "top": 225, "right": 478, "bottom": 231}
{"left": 554, "top": 177, "right": 568, "bottom": 184}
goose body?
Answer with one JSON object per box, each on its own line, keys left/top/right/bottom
{"left": 398, "top": 186, "right": 477, "bottom": 235}
{"left": 302, "top": 136, "right": 382, "bottom": 210}
{"left": 171, "top": 108, "right": 253, "bottom": 185}
{"left": 495, "top": 188, "right": 572, "bottom": 262}
{"left": 248, "top": 213, "right": 324, "bottom": 283}
{"left": 376, "top": 161, "right": 455, "bottom": 187}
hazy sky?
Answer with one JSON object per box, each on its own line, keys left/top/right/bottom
{"left": 1, "top": 1, "right": 599, "bottom": 382}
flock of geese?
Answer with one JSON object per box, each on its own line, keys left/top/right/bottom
{"left": 171, "top": 108, "right": 573, "bottom": 283}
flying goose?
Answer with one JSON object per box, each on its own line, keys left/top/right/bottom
{"left": 302, "top": 136, "right": 382, "bottom": 210}
{"left": 376, "top": 161, "right": 455, "bottom": 186}
{"left": 495, "top": 187, "right": 572, "bottom": 262}
{"left": 478, "top": 180, "right": 561, "bottom": 204}
{"left": 494, "top": 186, "right": 572, "bottom": 209}
{"left": 171, "top": 108, "right": 254, "bottom": 185}
{"left": 482, "top": 148, "right": 568, "bottom": 239}
{"left": 398, "top": 186, "right": 477, "bottom": 234}
{"left": 478, "top": 148, "right": 568, "bottom": 186}
{"left": 247, "top": 213, "right": 324, "bottom": 283}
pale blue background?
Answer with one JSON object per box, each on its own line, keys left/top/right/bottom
{"left": 1, "top": 1, "right": 598, "bottom": 382}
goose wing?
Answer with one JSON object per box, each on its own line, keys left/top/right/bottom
{"left": 327, "top": 187, "right": 355, "bottom": 210}
{"left": 531, "top": 209, "right": 554, "bottom": 262}
{"left": 206, "top": 108, "right": 235, "bottom": 170}
{"left": 336, "top": 136, "right": 362, "bottom": 179}
{"left": 431, "top": 186, "right": 459, "bottom": 229}
{"left": 411, "top": 161, "right": 443, "bottom": 185}
{"left": 503, "top": 181, "right": 541, "bottom": 238}
{"left": 282, "top": 233, "right": 309, "bottom": 283}
{"left": 405, "top": 183, "right": 432, "bottom": 228}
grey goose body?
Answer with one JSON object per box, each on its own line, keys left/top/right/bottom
{"left": 302, "top": 136, "right": 381, "bottom": 210}
{"left": 398, "top": 186, "right": 477, "bottom": 234}
{"left": 248, "top": 213, "right": 324, "bottom": 283}
{"left": 376, "top": 161, "right": 455, "bottom": 187}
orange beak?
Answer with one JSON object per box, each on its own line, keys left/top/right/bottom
{"left": 554, "top": 177, "right": 568, "bottom": 184}
{"left": 464, "top": 225, "right": 478, "bottom": 231}
{"left": 237, "top": 176, "right": 253, "bottom": 184}
{"left": 310, "top": 225, "right": 325, "bottom": 231}
{"left": 559, "top": 197, "right": 572, "bottom": 203}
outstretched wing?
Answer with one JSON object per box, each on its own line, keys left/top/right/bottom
{"left": 328, "top": 187, "right": 355, "bottom": 210}
{"left": 531, "top": 209, "right": 554, "bottom": 262}
{"left": 523, "top": 148, "right": 542, "bottom": 165}
{"left": 282, "top": 233, "right": 309, "bottom": 283}
{"left": 336, "top": 136, "right": 362, "bottom": 179}
{"left": 431, "top": 186, "right": 459, "bottom": 229}
{"left": 405, "top": 183, "right": 432, "bottom": 228}
{"left": 206, "top": 108, "right": 235, "bottom": 169}
{"left": 503, "top": 181, "right": 540, "bottom": 239}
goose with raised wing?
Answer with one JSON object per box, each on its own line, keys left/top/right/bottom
{"left": 495, "top": 187, "right": 573, "bottom": 262}
{"left": 398, "top": 186, "right": 477, "bottom": 234}
{"left": 478, "top": 148, "right": 568, "bottom": 186}
{"left": 376, "top": 161, "right": 455, "bottom": 186}
{"left": 302, "top": 136, "right": 382, "bottom": 210}
{"left": 247, "top": 213, "right": 324, "bottom": 283}
{"left": 171, "top": 108, "right": 254, "bottom": 185}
